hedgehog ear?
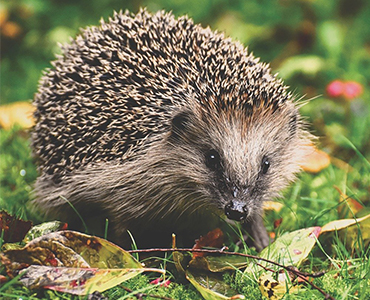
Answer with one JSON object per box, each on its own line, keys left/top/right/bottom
{"left": 170, "top": 110, "right": 192, "bottom": 140}
{"left": 289, "top": 113, "right": 298, "bottom": 135}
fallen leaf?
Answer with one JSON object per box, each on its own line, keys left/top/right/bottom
{"left": 186, "top": 270, "right": 245, "bottom": 300}
{"left": 0, "top": 101, "right": 35, "bottom": 129}
{"left": 321, "top": 214, "right": 370, "bottom": 233}
{"left": 246, "top": 227, "right": 321, "bottom": 274}
{"left": 300, "top": 145, "right": 330, "bottom": 173}
{"left": 4, "top": 231, "right": 143, "bottom": 270}
{"left": 319, "top": 214, "right": 370, "bottom": 255}
{"left": 2, "top": 230, "right": 165, "bottom": 295}
{"left": 263, "top": 201, "right": 283, "bottom": 212}
{"left": 193, "top": 228, "right": 224, "bottom": 257}
{"left": 258, "top": 271, "right": 299, "bottom": 300}
{"left": 0, "top": 275, "right": 8, "bottom": 284}
{"left": 330, "top": 156, "right": 354, "bottom": 172}
{"left": 173, "top": 250, "right": 190, "bottom": 277}
{"left": 334, "top": 186, "right": 364, "bottom": 218}
{"left": 273, "top": 218, "right": 283, "bottom": 229}
{"left": 23, "top": 221, "right": 68, "bottom": 243}
{"left": 189, "top": 255, "right": 249, "bottom": 273}
{"left": 19, "top": 265, "right": 148, "bottom": 295}
{"left": 0, "top": 210, "right": 32, "bottom": 243}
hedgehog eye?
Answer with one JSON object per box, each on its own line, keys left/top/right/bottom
{"left": 205, "top": 149, "right": 221, "bottom": 171}
{"left": 261, "top": 156, "right": 270, "bottom": 174}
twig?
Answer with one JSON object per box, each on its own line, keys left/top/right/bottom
{"left": 290, "top": 271, "right": 335, "bottom": 300}
{"left": 129, "top": 247, "right": 324, "bottom": 277}
{"left": 128, "top": 247, "right": 335, "bottom": 300}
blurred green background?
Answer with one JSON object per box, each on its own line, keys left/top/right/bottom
{"left": 1, "top": 0, "right": 370, "bottom": 153}
{"left": 0, "top": 0, "right": 369, "bottom": 222}
{"left": 2, "top": 0, "right": 370, "bottom": 104}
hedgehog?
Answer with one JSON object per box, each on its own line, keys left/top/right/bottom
{"left": 31, "top": 9, "right": 312, "bottom": 250}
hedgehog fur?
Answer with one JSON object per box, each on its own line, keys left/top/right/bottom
{"left": 31, "top": 9, "right": 312, "bottom": 249}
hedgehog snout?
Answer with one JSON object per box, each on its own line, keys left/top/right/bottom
{"left": 223, "top": 186, "right": 251, "bottom": 221}
{"left": 224, "top": 200, "right": 248, "bottom": 221}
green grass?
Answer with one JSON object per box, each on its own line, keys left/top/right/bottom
{"left": 0, "top": 124, "right": 369, "bottom": 299}
{"left": 1, "top": 0, "right": 370, "bottom": 298}
{"left": 0, "top": 126, "right": 39, "bottom": 222}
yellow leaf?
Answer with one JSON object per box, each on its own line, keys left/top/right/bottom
{"left": 300, "top": 145, "right": 330, "bottom": 173}
{"left": 334, "top": 186, "right": 364, "bottom": 218}
{"left": 0, "top": 102, "right": 35, "bottom": 129}
{"left": 186, "top": 271, "right": 245, "bottom": 300}
{"left": 321, "top": 214, "right": 370, "bottom": 233}
{"left": 320, "top": 214, "right": 370, "bottom": 253}
{"left": 258, "top": 272, "right": 299, "bottom": 300}
{"left": 263, "top": 201, "right": 283, "bottom": 212}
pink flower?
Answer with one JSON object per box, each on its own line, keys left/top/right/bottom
{"left": 326, "top": 80, "right": 364, "bottom": 100}
{"left": 343, "top": 81, "right": 363, "bottom": 100}
{"left": 326, "top": 80, "right": 345, "bottom": 98}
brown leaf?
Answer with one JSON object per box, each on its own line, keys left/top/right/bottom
{"left": 273, "top": 218, "right": 283, "bottom": 229}
{"left": 0, "top": 210, "right": 32, "bottom": 243}
{"left": 19, "top": 265, "right": 147, "bottom": 295}
{"left": 193, "top": 228, "right": 224, "bottom": 258}
{"left": 0, "top": 275, "right": 8, "bottom": 284}
{"left": 1, "top": 230, "right": 160, "bottom": 295}
{"left": 4, "top": 231, "right": 143, "bottom": 269}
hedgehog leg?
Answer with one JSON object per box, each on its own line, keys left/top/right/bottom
{"left": 243, "top": 214, "right": 270, "bottom": 251}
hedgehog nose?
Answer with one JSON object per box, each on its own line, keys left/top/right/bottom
{"left": 225, "top": 201, "right": 247, "bottom": 221}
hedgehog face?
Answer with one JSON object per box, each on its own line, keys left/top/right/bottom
{"left": 169, "top": 105, "right": 302, "bottom": 222}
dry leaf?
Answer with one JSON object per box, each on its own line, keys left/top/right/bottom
{"left": 334, "top": 186, "right": 364, "bottom": 218}
{"left": 2, "top": 230, "right": 165, "bottom": 295}
{"left": 321, "top": 214, "right": 370, "bottom": 233}
{"left": 186, "top": 271, "right": 245, "bottom": 300}
{"left": 0, "top": 210, "right": 32, "bottom": 243}
{"left": 193, "top": 228, "right": 224, "bottom": 258}
{"left": 300, "top": 145, "right": 330, "bottom": 173}
{"left": 263, "top": 201, "right": 283, "bottom": 212}
{"left": 319, "top": 214, "right": 370, "bottom": 253}
{"left": 0, "top": 101, "right": 35, "bottom": 129}
{"left": 258, "top": 271, "right": 299, "bottom": 300}
{"left": 19, "top": 265, "right": 153, "bottom": 295}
